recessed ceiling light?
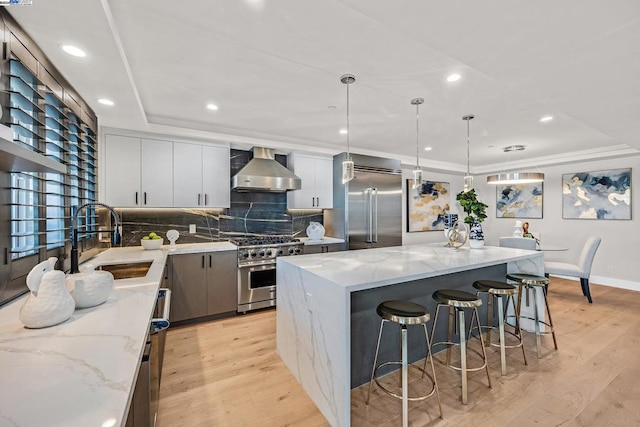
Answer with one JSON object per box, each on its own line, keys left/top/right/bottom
{"left": 424, "top": 147, "right": 432, "bottom": 151}
{"left": 206, "top": 103, "right": 219, "bottom": 111}
{"left": 61, "top": 45, "right": 86, "bottom": 57}
{"left": 97, "top": 98, "right": 114, "bottom": 106}
{"left": 328, "top": 105, "right": 337, "bottom": 110}
{"left": 446, "top": 73, "right": 461, "bottom": 83}
{"left": 540, "top": 115, "right": 553, "bottom": 122}
{"left": 339, "top": 129, "right": 348, "bottom": 135}
{"left": 503, "top": 145, "right": 526, "bottom": 152}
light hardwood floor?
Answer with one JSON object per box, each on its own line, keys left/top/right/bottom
{"left": 157, "top": 278, "right": 640, "bottom": 426}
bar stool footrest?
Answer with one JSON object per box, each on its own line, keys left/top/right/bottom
{"left": 470, "top": 325, "right": 524, "bottom": 350}
{"left": 373, "top": 361, "right": 437, "bottom": 401}
{"left": 431, "top": 341, "right": 489, "bottom": 373}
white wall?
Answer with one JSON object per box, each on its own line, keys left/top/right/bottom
{"left": 403, "top": 156, "right": 639, "bottom": 290}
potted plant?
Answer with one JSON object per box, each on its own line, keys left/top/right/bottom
{"left": 456, "top": 188, "right": 488, "bottom": 249}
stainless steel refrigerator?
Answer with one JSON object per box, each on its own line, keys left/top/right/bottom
{"left": 326, "top": 153, "right": 402, "bottom": 250}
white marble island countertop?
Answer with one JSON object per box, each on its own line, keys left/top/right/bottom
{"left": 279, "top": 243, "right": 542, "bottom": 292}
{"left": 0, "top": 246, "right": 169, "bottom": 427}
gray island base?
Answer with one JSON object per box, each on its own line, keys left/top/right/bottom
{"left": 276, "top": 244, "right": 544, "bottom": 427}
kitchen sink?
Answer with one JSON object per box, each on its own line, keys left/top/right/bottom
{"left": 96, "top": 261, "right": 153, "bottom": 280}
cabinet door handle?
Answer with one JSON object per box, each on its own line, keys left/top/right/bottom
{"left": 205, "top": 194, "right": 208, "bottom": 205}
{"left": 135, "top": 192, "right": 138, "bottom": 205}
{"left": 311, "top": 197, "right": 315, "bottom": 207}
{"left": 209, "top": 255, "right": 212, "bottom": 268}
{"left": 202, "top": 255, "right": 205, "bottom": 269}
{"left": 198, "top": 193, "right": 201, "bottom": 205}
{"left": 144, "top": 192, "right": 147, "bottom": 205}
{"left": 316, "top": 197, "right": 319, "bottom": 206}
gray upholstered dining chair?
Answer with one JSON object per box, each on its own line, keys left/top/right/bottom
{"left": 499, "top": 236, "right": 537, "bottom": 250}
{"left": 544, "top": 236, "right": 601, "bottom": 303}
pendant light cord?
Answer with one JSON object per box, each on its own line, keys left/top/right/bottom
{"left": 466, "top": 118, "right": 470, "bottom": 176}
{"left": 346, "top": 79, "right": 350, "bottom": 157}
{"left": 415, "top": 102, "right": 420, "bottom": 168}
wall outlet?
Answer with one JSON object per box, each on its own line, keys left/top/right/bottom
{"left": 607, "top": 266, "right": 614, "bottom": 273}
{"left": 189, "top": 224, "right": 196, "bottom": 234}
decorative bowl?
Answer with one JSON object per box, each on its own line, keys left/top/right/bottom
{"left": 141, "top": 238, "right": 164, "bottom": 250}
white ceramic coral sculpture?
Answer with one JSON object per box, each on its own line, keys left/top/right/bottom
{"left": 19, "top": 257, "right": 75, "bottom": 329}
{"left": 65, "top": 263, "right": 114, "bottom": 308}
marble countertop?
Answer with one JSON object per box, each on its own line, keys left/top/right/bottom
{"left": 0, "top": 247, "right": 170, "bottom": 427}
{"left": 165, "top": 241, "right": 237, "bottom": 254}
{"left": 299, "top": 237, "right": 345, "bottom": 245}
{"left": 278, "top": 244, "right": 542, "bottom": 292}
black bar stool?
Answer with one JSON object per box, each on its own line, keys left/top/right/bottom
{"left": 506, "top": 273, "right": 558, "bottom": 358}
{"left": 471, "top": 280, "right": 527, "bottom": 375}
{"left": 366, "top": 300, "right": 442, "bottom": 426}
{"left": 430, "top": 289, "right": 491, "bottom": 404}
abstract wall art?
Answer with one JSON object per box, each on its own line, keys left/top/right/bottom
{"left": 562, "top": 168, "right": 631, "bottom": 220}
{"left": 496, "top": 183, "right": 543, "bottom": 218}
{"left": 406, "top": 180, "right": 450, "bottom": 232}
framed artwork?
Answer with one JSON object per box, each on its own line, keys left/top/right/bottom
{"left": 562, "top": 168, "right": 631, "bottom": 220}
{"left": 496, "top": 183, "right": 543, "bottom": 218}
{"left": 406, "top": 180, "right": 450, "bottom": 232}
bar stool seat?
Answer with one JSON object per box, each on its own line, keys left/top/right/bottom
{"left": 431, "top": 289, "right": 491, "bottom": 405}
{"left": 506, "top": 273, "right": 558, "bottom": 358}
{"left": 472, "top": 280, "right": 527, "bottom": 375}
{"left": 367, "top": 300, "right": 442, "bottom": 426}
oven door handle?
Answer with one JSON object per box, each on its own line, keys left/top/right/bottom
{"left": 240, "top": 259, "right": 277, "bottom": 268}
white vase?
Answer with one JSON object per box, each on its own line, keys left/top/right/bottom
{"left": 469, "top": 239, "right": 485, "bottom": 249}
{"left": 306, "top": 222, "right": 325, "bottom": 241}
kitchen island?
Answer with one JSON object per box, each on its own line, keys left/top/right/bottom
{"left": 276, "top": 244, "right": 544, "bottom": 427}
{"left": 0, "top": 242, "right": 234, "bottom": 427}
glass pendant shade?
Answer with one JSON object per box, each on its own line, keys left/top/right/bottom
{"left": 342, "top": 157, "right": 354, "bottom": 184}
{"left": 413, "top": 168, "right": 423, "bottom": 188}
{"left": 486, "top": 172, "right": 544, "bottom": 185}
{"left": 463, "top": 175, "right": 474, "bottom": 192}
{"left": 341, "top": 74, "right": 356, "bottom": 183}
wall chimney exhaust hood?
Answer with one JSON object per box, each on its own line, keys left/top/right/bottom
{"left": 0, "top": 125, "right": 67, "bottom": 174}
{"left": 231, "top": 147, "right": 301, "bottom": 192}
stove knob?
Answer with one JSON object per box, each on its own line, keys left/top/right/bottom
{"left": 250, "top": 251, "right": 258, "bottom": 258}
{"left": 258, "top": 250, "right": 266, "bottom": 257}
{"left": 241, "top": 251, "right": 249, "bottom": 258}
{"left": 294, "top": 247, "right": 302, "bottom": 254}
{"left": 266, "top": 250, "right": 273, "bottom": 256}
{"left": 288, "top": 247, "right": 295, "bottom": 254}
{"left": 277, "top": 248, "right": 284, "bottom": 256}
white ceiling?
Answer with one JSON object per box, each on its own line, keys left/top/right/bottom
{"left": 9, "top": 0, "right": 640, "bottom": 173}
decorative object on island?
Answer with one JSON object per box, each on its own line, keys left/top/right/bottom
{"left": 462, "top": 114, "right": 475, "bottom": 192}
{"left": 411, "top": 97, "right": 425, "bottom": 189}
{"left": 306, "top": 221, "right": 326, "bottom": 240}
{"left": 340, "top": 73, "right": 356, "bottom": 183}
{"left": 513, "top": 220, "right": 523, "bottom": 237}
{"left": 456, "top": 188, "right": 488, "bottom": 249}
{"left": 166, "top": 229, "right": 180, "bottom": 251}
{"left": 65, "top": 264, "right": 114, "bottom": 308}
{"left": 406, "top": 179, "right": 450, "bottom": 232}
{"left": 486, "top": 145, "right": 544, "bottom": 185}
{"left": 444, "top": 220, "right": 469, "bottom": 250}
{"left": 496, "top": 182, "right": 543, "bottom": 218}
{"left": 19, "top": 257, "right": 75, "bottom": 329}
{"left": 562, "top": 168, "right": 631, "bottom": 220}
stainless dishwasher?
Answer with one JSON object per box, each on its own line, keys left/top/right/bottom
{"left": 126, "top": 288, "right": 171, "bottom": 427}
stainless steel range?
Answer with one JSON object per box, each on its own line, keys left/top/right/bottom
{"left": 232, "top": 236, "right": 303, "bottom": 313}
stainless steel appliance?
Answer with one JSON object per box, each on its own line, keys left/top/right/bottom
{"left": 327, "top": 153, "right": 402, "bottom": 250}
{"left": 231, "top": 147, "right": 302, "bottom": 192}
{"left": 232, "top": 237, "right": 303, "bottom": 313}
{"left": 127, "top": 288, "right": 171, "bottom": 427}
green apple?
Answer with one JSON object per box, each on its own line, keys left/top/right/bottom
{"left": 148, "top": 232, "right": 158, "bottom": 238}
{"left": 142, "top": 236, "right": 150, "bottom": 240}
{"left": 152, "top": 236, "right": 162, "bottom": 240}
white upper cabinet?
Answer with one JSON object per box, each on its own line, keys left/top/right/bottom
{"left": 287, "top": 154, "right": 333, "bottom": 209}
{"left": 173, "top": 142, "right": 230, "bottom": 208}
{"left": 104, "top": 135, "right": 173, "bottom": 207}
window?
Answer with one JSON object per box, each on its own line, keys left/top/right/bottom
{"left": 7, "top": 56, "right": 98, "bottom": 260}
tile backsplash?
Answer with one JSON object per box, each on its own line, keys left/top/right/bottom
{"left": 114, "top": 149, "right": 324, "bottom": 247}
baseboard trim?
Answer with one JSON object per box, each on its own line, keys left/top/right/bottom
{"left": 549, "top": 274, "right": 640, "bottom": 292}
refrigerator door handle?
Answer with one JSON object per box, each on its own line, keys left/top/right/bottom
{"left": 366, "top": 188, "right": 373, "bottom": 243}
{"left": 372, "top": 188, "right": 378, "bottom": 242}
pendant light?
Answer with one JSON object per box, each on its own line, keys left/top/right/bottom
{"left": 411, "top": 97, "right": 424, "bottom": 189}
{"left": 340, "top": 74, "right": 355, "bottom": 183}
{"left": 462, "top": 114, "right": 474, "bottom": 192}
{"left": 486, "top": 145, "right": 544, "bottom": 185}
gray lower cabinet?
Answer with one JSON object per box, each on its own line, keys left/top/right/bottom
{"left": 303, "top": 242, "right": 346, "bottom": 254}
{"left": 170, "top": 251, "right": 237, "bottom": 322}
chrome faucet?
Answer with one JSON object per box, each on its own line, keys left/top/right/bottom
{"left": 70, "top": 202, "right": 121, "bottom": 274}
